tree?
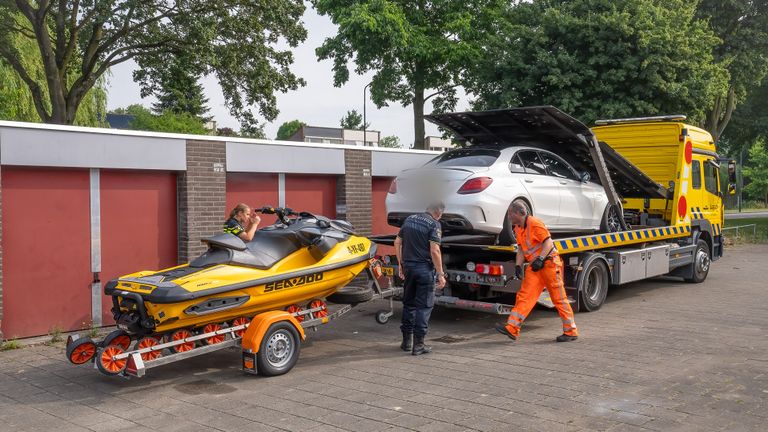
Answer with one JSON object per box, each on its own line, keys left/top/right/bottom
{"left": 0, "top": 0, "right": 307, "bottom": 128}
{"left": 378, "top": 135, "right": 401, "bottom": 148}
{"left": 340, "top": 109, "right": 369, "bottom": 130}
{"left": 276, "top": 119, "right": 305, "bottom": 140}
{"left": 149, "top": 57, "right": 210, "bottom": 118}
{"left": 111, "top": 104, "right": 208, "bottom": 134}
{"left": 0, "top": 13, "right": 106, "bottom": 125}
{"left": 466, "top": 0, "right": 728, "bottom": 126}
{"left": 743, "top": 141, "right": 768, "bottom": 204}
{"left": 313, "top": 0, "right": 504, "bottom": 149}
{"left": 697, "top": 1, "right": 768, "bottom": 142}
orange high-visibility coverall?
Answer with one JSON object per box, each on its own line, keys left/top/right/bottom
{"left": 504, "top": 216, "right": 578, "bottom": 338}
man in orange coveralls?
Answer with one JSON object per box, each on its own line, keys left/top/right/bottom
{"left": 495, "top": 201, "right": 579, "bottom": 342}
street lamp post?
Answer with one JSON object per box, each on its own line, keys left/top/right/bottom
{"left": 363, "top": 82, "right": 372, "bottom": 146}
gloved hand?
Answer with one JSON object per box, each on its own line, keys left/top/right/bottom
{"left": 514, "top": 265, "right": 524, "bottom": 280}
{"left": 531, "top": 256, "right": 545, "bottom": 272}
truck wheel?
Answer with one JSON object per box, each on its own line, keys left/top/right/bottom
{"left": 685, "top": 240, "right": 710, "bottom": 283}
{"left": 327, "top": 278, "right": 374, "bottom": 304}
{"left": 599, "top": 204, "right": 622, "bottom": 233}
{"left": 578, "top": 259, "right": 609, "bottom": 312}
{"left": 256, "top": 322, "right": 301, "bottom": 377}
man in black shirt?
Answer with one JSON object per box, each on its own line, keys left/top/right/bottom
{"left": 394, "top": 202, "right": 446, "bottom": 355}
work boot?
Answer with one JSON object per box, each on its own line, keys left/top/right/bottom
{"left": 495, "top": 324, "right": 517, "bottom": 341}
{"left": 412, "top": 335, "right": 432, "bottom": 356}
{"left": 400, "top": 332, "right": 413, "bottom": 352}
{"left": 556, "top": 334, "right": 578, "bottom": 342}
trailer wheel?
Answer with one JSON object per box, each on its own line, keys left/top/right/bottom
{"left": 256, "top": 322, "right": 301, "bottom": 377}
{"left": 375, "top": 310, "right": 391, "bottom": 324}
{"left": 102, "top": 330, "right": 132, "bottom": 350}
{"left": 578, "top": 259, "right": 609, "bottom": 312}
{"left": 685, "top": 239, "right": 710, "bottom": 283}
{"left": 96, "top": 345, "right": 127, "bottom": 376}
{"left": 66, "top": 337, "right": 97, "bottom": 365}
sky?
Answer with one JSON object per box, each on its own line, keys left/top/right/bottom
{"left": 105, "top": 6, "right": 471, "bottom": 146}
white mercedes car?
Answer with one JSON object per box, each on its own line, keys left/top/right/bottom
{"left": 386, "top": 146, "right": 618, "bottom": 236}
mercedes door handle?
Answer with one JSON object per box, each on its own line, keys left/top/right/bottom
{"left": 559, "top": 181, "right": 567, "bottom": 185}
{"left": 524, "top": 179, "right": 534, "bottom": 183}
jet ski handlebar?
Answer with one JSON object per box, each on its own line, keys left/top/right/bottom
{"left": 255, "top": 206, "right": 319, "bottom": 225}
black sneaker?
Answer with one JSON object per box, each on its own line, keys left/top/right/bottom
{"left": 494, "top": 324, "right": 517, "bottom": 340}
{"left": 556, "top": 334, "right": 578, "bottom": 342}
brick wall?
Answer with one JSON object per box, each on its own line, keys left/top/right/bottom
{"left": 178, "top": 140, "right": 227, "bottom": 263}
{"left": 336, "top": 149, "right": 373, "bottom": 236}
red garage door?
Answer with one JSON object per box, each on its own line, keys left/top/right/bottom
{"left": 226, "top": 173, "right": 280, "bottom": 226}
{"left": 372, "top": 177, "right": 397, "bottom": 255}
{"left": 99, "top": 170, "right": 178, "bottom": 324}
{"left": 285, "top": 175, "right": 336, "bottom": 219}
{"left": 1, "top": 168, "right": 91, "bottom": 338}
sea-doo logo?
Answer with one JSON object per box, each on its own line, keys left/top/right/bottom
{"left": 264, "top": 272, "right": 324, "bottom": 292}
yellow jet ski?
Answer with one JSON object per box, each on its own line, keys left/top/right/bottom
{"left": 104, "top": 207, "right": 376, "bottom": 347}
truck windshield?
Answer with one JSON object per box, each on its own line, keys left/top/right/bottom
{"left": 433, "top": 149, "right": 500, "bottom": 167}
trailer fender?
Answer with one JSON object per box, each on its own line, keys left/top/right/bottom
{"left": 241, "top": 311, "right": 305, "bottom": 353}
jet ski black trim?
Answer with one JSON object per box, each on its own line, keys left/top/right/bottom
{"left": 144, "top": 245, "right": 377, "bottom": 304}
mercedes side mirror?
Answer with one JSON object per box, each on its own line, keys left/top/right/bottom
{"left": 579, "top": 172, "right": 591, "bottom": 183}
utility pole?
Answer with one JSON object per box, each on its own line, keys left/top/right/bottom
{"left": 363, "top": 82, "right": 372, "bottom": 146}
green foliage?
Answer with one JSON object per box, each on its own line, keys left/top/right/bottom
{"left": 697, "top": 1, "right": 768, "bottom": 141}
{"left": 314, "top": 0, "right": 505, "bottom": 149}
{"left": 0, "top": 339, "right": 21, "bottom": 351}
{"left": 240, "top": 123, "right": 267, "bottom": 139}
{"left": 149, "top": 57, "right": 210, "bottom": 118}
{"left": 743, "top": 141, "right": 768, "bottom": 204}
{"left": 467, "top": 0, "right": 728, "bottom": 126}
{"left": 721, "top": 78, "right": 768, "bottom": 154}
{"left": 340, "top": 109, "right": 369, "bottom": 129}
{"left": 276, "top": 119, "right": 306, "bottom": 140}
{"left": 0, "top": 13, "right": 106, "bottom": 125}
{"left": 48, "top": 325, "right": 64, "bottom": 344}
{"left": 378, "top": 135, "right": 401, "bottom": 148}
{"left": 0, "top": 1, "right": 307, "bottom": 127}
{"left": 111, "top": 104, "right": 209, "bottom": 134}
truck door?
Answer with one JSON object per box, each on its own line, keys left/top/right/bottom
{"left": 516, "top": 150, "right": 561, "bottom": 227}
{"left": 702, "top": 158, "right": 722, "bottom": 230}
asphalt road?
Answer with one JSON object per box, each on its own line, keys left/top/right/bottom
{"left": 1, "top": 244, "right": 767, "bottom": 431}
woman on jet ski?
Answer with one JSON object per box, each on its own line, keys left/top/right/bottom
{"left": 223, "top": 203, "right": 261, "bottom": 241}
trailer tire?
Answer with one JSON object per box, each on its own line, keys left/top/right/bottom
{"left": 327, "top": 279, "right": 374, "bottom": 304}
{"left": 578, "top": 258, "right": 609, "bottom": 312}
{"left": 684, "top": 239, "right": 710, "bottom": 283}
{"left": 256, "top": 321, "right": 301, "bottom": 377}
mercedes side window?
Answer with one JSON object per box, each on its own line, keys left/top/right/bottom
{"left": 509, "top": 153, "right": 526, "bottom": 173}
{"left": 691, "top": 160, "right": 702, "bottom": 189}
{"left": 704, "top": 160, "right": 719, "bottom": 196}
{"left": 539, "top": 151, "right": 578, "bottom": 181}
{"left": 517, "top": 151, "right": 547, "bottom": 175}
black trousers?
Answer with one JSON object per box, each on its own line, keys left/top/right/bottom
{"left": 400, "top": 263, "right": 436, "bottom": 338}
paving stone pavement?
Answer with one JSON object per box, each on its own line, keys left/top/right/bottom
{"left": 1, "top": 244, "right": 766, "bottom": 432}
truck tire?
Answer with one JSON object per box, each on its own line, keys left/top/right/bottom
{"left": 684, "top": 239, "right": 710, "bottom": 283}
{"left": 327, "top": 279, "right": 374, "bottom": 304}
{"left": 578, "top": 258, "right": 609, "bottom": 312}
{"left": 599, "top": 204, "right": 623, "bottom": 233}
{"left": 256, "top": 321, "right": 301, "bottom": 377}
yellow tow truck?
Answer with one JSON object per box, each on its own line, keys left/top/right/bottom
{"left": 374, "top": 107, "right": 736, "bottom": 313}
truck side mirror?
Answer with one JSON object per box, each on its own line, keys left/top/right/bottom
{"left": 727, "top": 160, "right": 737, "bottom": 195}
{"left": 579, "top": 172, "right": 590, "bottom": 183}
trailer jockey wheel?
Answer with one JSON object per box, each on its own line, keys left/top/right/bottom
{"left": 375, "top": 310, "right": 392, "bottom": 325}
{"left": 96, "top": 345, "right": 128, "bottom": 376}
{"left": 256, "top": 322, "right": 301, "bottom": 377}
{"left": 66, "top": 337, "right": 97, "bottom": 365}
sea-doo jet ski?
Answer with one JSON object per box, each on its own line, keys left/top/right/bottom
{"left": 104, "top": 207, "right": 376, "bottom": 342}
